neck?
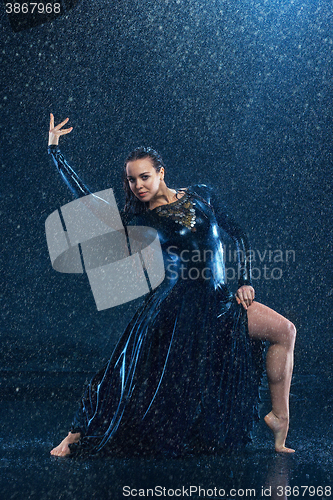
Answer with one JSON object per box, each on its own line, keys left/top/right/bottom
{"left": 149, "top": 184, "right": 177, "bottom": 210}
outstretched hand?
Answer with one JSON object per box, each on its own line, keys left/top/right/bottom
{"left": 235, "top": 285, "right": 255, "bottom": 310}
{"left": 48, "top": 113, "right": 73, "bottom": 146}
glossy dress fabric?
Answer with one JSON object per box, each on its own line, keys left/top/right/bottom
{"left": 48, "top": 146, "right": 264, "bottom": 457}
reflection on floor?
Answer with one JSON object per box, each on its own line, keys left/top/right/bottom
{"left": 0, "top": 373, "right": 332, "bottom": 500}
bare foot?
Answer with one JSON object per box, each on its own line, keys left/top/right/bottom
{"left": 264, "top": 411, "right": 295, "bottom": 453}
{"left": 50, "top": 432, "right": 81, "bottom": 457}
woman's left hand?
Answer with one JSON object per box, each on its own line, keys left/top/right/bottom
{"left": 235, "top": 285, "right": 255, "bottom": 310}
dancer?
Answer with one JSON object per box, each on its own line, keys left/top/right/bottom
{"left": 48, "top": 114, "right": 296, "bottom": 457}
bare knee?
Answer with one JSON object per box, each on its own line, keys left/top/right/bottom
{"left": 285, "top": 321, "right": 296, "bottom": 348}
{"left": 270, "top": 320, "right": 296, "bottom": 349}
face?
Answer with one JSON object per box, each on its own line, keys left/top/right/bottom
{"left": 126, "top": 157, "right": 164, "bottom": 202}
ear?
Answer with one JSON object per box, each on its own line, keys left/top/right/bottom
{"left": 159, "top": 167, "right": 165, "bottom": 180}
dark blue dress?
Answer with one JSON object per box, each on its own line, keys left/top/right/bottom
{"left": 48, "top": 145, "right": 263, "bottom": 457}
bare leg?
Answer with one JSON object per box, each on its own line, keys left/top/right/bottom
{"left": 247, "top": 301, "right": 296, "bottom": 453}
{"left": 50, "top": 432, "right": 81, "bottom": 457}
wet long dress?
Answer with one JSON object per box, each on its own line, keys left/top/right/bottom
{"left": 48, "top": 145, "right": 264, "bottom": 457}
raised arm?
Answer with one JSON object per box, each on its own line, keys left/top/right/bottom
{"left": 48, "top": 113, "right": 91, "bottom": 198}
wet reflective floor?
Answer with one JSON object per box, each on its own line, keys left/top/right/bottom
{"left": 0, "top": 374, "right": 332, "bottom": 500}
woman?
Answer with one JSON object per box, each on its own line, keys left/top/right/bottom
{"left": 48, "top": 114, "right": 296, "bottom": 457}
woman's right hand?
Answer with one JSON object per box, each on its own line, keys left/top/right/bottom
{"left": 48, "top": 113, "right": 73, "bottom": 146}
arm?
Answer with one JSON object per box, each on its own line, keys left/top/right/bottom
{"left": 193, "top": 183, "right": 254, "bottom": 309}
{"left": 47, "top": 113, "right": 128, "bottom": 230}
{"left": 210, "top": 188, "right": 255, "bottom": 309}
{"left": 208, "top": 187, "right": 252, "bottom": 287}
{"left": 48, "top": 113, "right": 91, "bottom": 198}
{"left": 48, "top": 144, "right": 92, "bottom": 198}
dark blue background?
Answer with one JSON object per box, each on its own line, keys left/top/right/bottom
{"left": 1, "top": 0, "right": 332, "bottom": 383}
{"left": 1, "top": 2, "right": 333, "bottom": 498}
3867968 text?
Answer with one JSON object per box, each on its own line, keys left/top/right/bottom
{"left": 5, "top": 3, "right": 61, "bottom": 15}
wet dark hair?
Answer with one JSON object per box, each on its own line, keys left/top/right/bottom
{"left": 123, "top": 146, "right": 165, "bottom": 214}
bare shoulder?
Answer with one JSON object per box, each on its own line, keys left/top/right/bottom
{"left": 176, "top": 188, "right": 188, "bottom": 198}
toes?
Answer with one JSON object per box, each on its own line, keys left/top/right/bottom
{"left": 50, "top": 446, "right": 70, "bottom": 457}
{"left": 51, "top": 450, "right": 67, "bottom": 457}
{"left": 276, "top": 446, "right": 295, "bottom": 454}
{"left": 284, "top": 447, "right": 295, "bottom": 454}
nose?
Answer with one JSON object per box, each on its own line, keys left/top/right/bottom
{"left": 135, "top": 179, "right": 144, "bottom": 190}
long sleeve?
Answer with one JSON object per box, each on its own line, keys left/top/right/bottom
{"left": 48, "top": 145, "right": 92, "bottom": 198}
{"left": 48, "top": 145, "right": 130, "bottom": 229}
{"left": 192, "top": 183, "right": 253, "bottom": 287}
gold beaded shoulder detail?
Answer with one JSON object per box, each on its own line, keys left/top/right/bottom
{"left": 153, "top": 189, "right": 197, "bottom": 232}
